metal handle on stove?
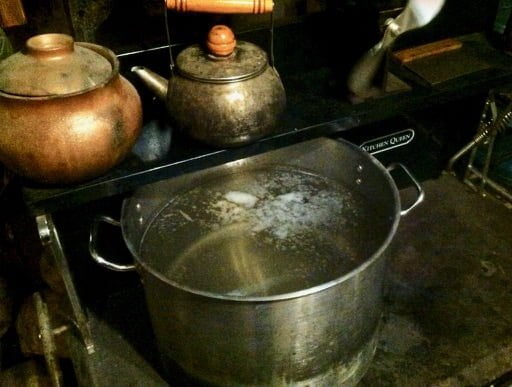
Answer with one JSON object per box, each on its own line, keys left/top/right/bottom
{"left": 347, "top": 0, "right": 445, "bottom": 97}
{"left": 89, "top": 215, "right": 136, "bottom": 272}
{"left": 387, "top": 163, "right": 425, "bottom": 216}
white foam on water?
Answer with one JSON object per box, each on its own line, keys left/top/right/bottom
{"left": 205, "top": 170, "right": 348, "bottom": 242}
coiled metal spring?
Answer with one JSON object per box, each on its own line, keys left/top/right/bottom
{"left": 447, "top": 96, "right": 512, "bottom": 171}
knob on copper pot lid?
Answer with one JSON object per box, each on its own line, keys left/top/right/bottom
{"left": 0, "top": 33, "right": 112, "bottom": 97}
{"left": 176, "top": 25, "right": 268, "bottom": 83}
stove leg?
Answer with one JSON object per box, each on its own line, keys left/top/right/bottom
{"left": 36, "top": 214, "right": 94, "bottom": 354}
{"left": 36, "top": 213, "right": 99, "bottom": 386}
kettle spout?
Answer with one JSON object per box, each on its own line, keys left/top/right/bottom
{"left": 131, "top": 66, "right": 168, "bottom": 101}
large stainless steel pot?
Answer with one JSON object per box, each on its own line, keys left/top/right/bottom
{"left": 89, "top": 137, "right": 423, "bottom": 386}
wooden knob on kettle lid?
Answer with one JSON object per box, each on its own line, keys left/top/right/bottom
{"left": 207, "top": 25, "right": 236, "bottom": 57}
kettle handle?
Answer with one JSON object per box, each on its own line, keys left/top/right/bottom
{"left": 88, "top": 215, "right": 136, "bottom": 272}
{"left": 166, "top": 0, "right": 273, "bottom": 14}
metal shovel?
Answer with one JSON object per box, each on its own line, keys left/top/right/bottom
{"left": 347, "top": 0, "right": 445, "bottom": 98}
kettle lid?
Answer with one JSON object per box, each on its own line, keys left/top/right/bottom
{"left": 0, "top": 33, "right": 113, "bottom": 97}
{"left": 176, "top": 25, "right": 267, "bottom": 83}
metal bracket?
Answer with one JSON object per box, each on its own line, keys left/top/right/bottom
{"left": 447, "top": 89, "right": 512, "bottom": 206}
{"left": 36, "top": 214, "right": 95, "bottom": 354}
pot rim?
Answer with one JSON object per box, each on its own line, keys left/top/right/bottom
{"left": 0, "top": 42, "right": 120, "bottom": 100}
{"left": 122, "top": 139, "right": 402, "bottom": 302}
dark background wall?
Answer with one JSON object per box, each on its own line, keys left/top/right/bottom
{"left": 1, "top": 0, "right": 503, "bottom": 55}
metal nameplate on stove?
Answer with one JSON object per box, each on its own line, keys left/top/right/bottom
{"left": 360, "top": 129, "right": 415, "bottom": 155}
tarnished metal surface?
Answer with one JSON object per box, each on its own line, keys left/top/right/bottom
{"left": 133, "top": 63, "right": 285, "bottom": 147}
{"left": 131, "top": 28, "right": 286, "bottom": 148}
{"left": 0, "top": 38, "right": 142, "bottom": 184}
{"left": 0, "top": 34, "right": 112, "bottom": 96}
{"left": 166, "top": 65, "right": 286, "bottom": 147}
{"left": 176, "top": 41, "right": 267, "bottom": 83}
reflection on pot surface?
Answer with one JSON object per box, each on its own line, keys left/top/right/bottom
{"left": 90, "top": 138, "right": 423, "bottom": 386}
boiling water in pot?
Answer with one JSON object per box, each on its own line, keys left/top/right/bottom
{"left": 139, "top": 167, "right": 386, "bottom": 297}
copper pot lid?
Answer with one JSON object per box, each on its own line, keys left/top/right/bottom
{"left": 176, "top": 25, "right": 268, "bottom": 84}
{"left": 0, "top": 33, "right": 112, "bottom": 97}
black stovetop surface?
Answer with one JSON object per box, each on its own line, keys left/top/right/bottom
{"left": 18, "top": 16, "right": 512, "bottom": 216}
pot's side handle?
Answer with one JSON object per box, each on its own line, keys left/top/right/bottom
{"left": 387, "top": 163, "right": 425, "bottom": 216}
{"left": 88, "top": 215, "right": 136, "bottom": 272}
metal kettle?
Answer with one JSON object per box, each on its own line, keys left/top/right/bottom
{"left": 132, "top": 0, "right": 286, "bottom": 148}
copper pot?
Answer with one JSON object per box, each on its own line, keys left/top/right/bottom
{"left": 0, "top": 33, "right": 143, "bottom": 184}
